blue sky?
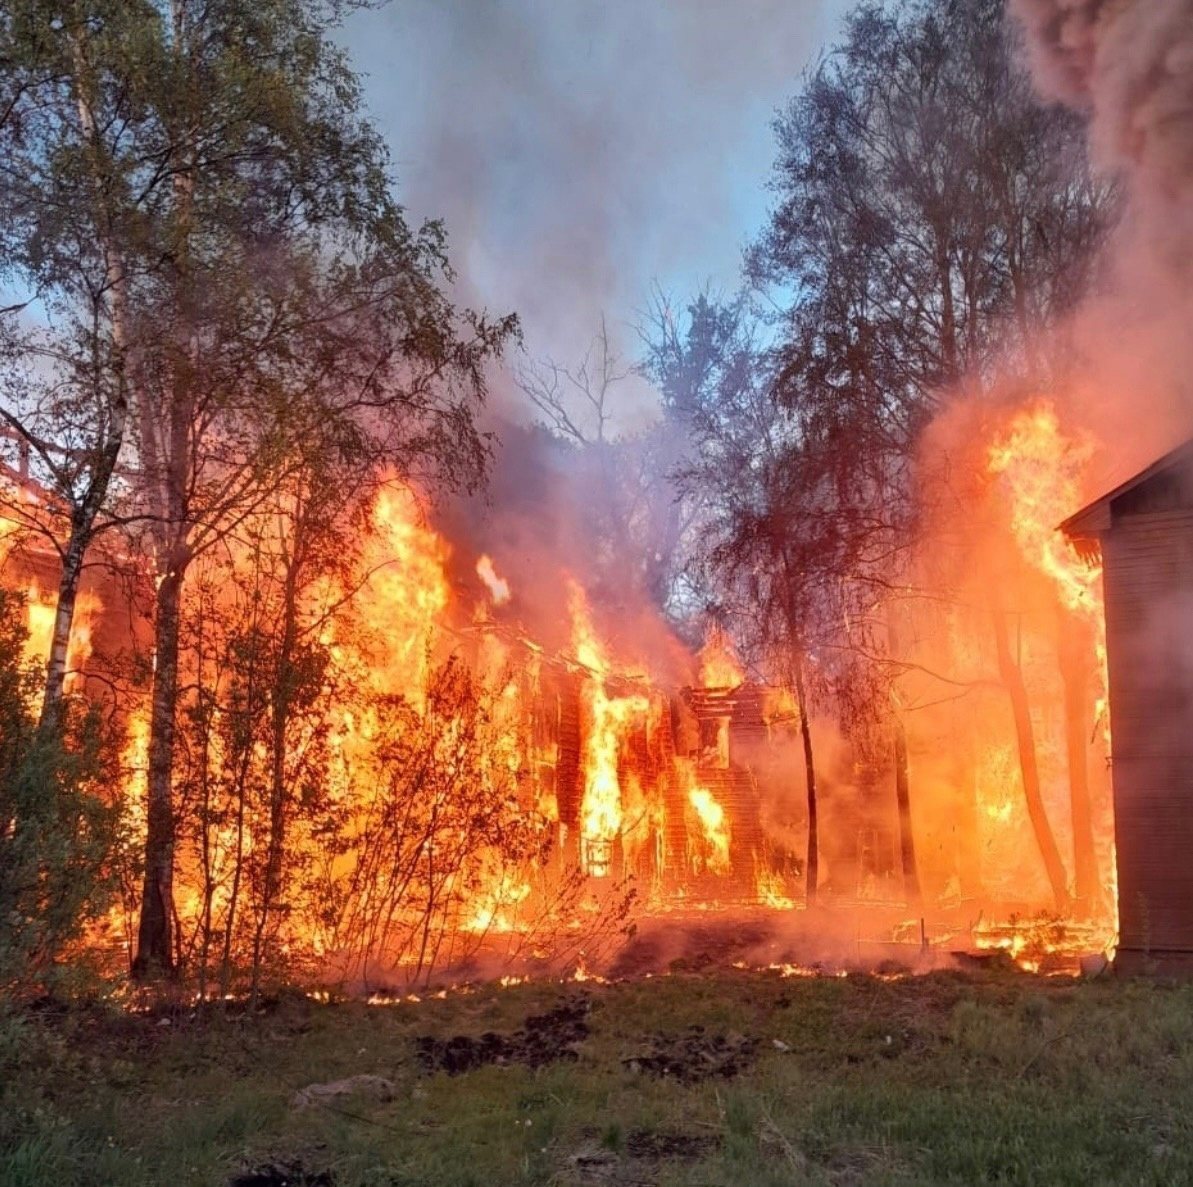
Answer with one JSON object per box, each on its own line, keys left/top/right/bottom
{"left": 341, "top": 0, "right": 850, "bottom": 425}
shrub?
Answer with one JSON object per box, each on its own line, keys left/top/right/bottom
{"left": 0, "top": 588, "right": 121, "bottom": 998}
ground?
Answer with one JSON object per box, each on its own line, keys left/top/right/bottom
{"left": 3, "top": 962, "right": 1193, "bottom": 1186}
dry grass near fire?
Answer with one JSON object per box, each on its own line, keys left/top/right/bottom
{"left": 3, "top": 965, "right": 1193, "bottom": 1187}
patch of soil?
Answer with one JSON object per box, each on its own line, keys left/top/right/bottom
{"left": 621, "top": 1026, "right": 757, "bottom": 1084}
{"left": 624, "top": 1129, "right": 720, "bottom": 1161}
{"left": 227, "top": 1160, "right": 333, "bottom": 1187}
{"left": 414, "top": 995, "right": 591, "bottom": 1074}
{"left": 566, "top": 1129, "right": 720, "bottom": 1185}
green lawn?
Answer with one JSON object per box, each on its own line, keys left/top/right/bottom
{"left": 3, "top": 964, "right": 1192, "bottom": 1186}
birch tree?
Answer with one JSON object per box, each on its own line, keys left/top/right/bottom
{"left": 0, "top": 0, "right": 516, "bottom": 975}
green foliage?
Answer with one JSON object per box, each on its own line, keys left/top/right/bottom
{"left": 0, "top": 589, "right": 120, "bottom": 998}
{"left": 3, "top": 0, "right": 518, "bottom": 982}
{"left": 3, "top": 969, "right": 1193, "bottom": 1185}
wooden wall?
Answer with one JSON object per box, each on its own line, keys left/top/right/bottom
{"left": 1102, "top": 506, "right": 1193, "bottom": 969}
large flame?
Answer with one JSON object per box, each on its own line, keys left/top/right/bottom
{"left": 987, "top": 403, "right": 1110, "bottom": 736}
{"left": 568, "top": 581, "right": 650, "bottom": 876}
{"left": 698, "top": 625, "right": 744, "bottom": 688}
{"left": 0, "top": 425, "right": 1127, "bottom": 981}
{"left": 355, "top": 482, "right": 452, "bottom": 706}
{"left": 687, "top": 785, "right": 732, "bottom": 874}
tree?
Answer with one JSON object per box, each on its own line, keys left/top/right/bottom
{"left": 645, "top": 289, "right": 831, "bottom": 900}
{"left": 1, "top": 0, "right": 516, "bottom": 976}
{"left": 515, "top": 316, "right": 697, "bottom": 618}
{"left": 638, "top": 285, "right": 755, "bottom": 619}
{"left": 721, "top": 0, "right": 1114, "bottom": 908}
{"left": 747, "top": 0, "right": 1113, "bottom": 647}
{"left": 0, "top": 588, "right": 119, "bottom": 996}
{"left": 0, "top": 0, "right": 155, "bottom": 730}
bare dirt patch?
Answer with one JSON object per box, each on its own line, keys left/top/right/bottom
{"left": 621, "top": 1025, "right": 757, "bottom": 1083}
{"left": 227, "top": 1159, "right": 334, "bottom": 1187}
{"left": 413, "top": 995, "right": 592, "bottom": 1073}
{"left": 566, "top": 1128, "right": 721, "bottom": 1185}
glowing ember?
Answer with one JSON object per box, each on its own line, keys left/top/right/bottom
{"left": 972, "top": 916, "right": 1114, "bottom": 975}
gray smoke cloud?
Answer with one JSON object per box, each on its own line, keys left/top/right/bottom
{"left": 1012, "top": 0, "right": 1193, "bottom": 213}
{"left": 342, "top": 0, "right": 846, "bottom": 424}
{"left": 1009, "top": 0, "right": 1193, "bottom": 470}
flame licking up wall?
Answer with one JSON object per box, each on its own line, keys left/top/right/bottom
{"left": 687, "top": 785, "right": 732, "bottom": 874}
{"left": 356, "top": 483, "right": 453, "bottom": 706}
{"left": 980, "top": 400, "right": 1118, "bottom": 956}
{"left": 567, "top": 581, "right": 650, "bottom": 876}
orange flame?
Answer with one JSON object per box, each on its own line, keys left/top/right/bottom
{"left": 568, "top": 581, "right": 649, "bottom": 876}
{"left": 698, "top": 625, "right": 743, "bottom": 688}
{"left": 687, "top": 785, "right": 731, "bottom": 874}
{"left": 462, "top": 871, "right": 532, "bottom": 934}
{"left": 987, "top": 403, "right": 1110, "bottom": 738}
{"left": 356, "top": 483, "right": 452, "bottom": 704}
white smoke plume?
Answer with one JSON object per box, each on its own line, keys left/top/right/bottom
{"left": 1013, "top": 0, "right": 1193, "bottom": 229}
{"left": 342, "top": 0, "right": 846, "bottom": 415}
{"left": 1009, "top": 0, "right": 1193, "bottom": 472}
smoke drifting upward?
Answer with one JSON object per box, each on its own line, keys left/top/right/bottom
{"left": 1010, "top": 0, "right": 1193, "bottom": 466}
{"left": 1012, "top": 0, "right": 1193, "bottom": 195}
{"left": 342, "top": 0, "right": 844, "bottom": 421}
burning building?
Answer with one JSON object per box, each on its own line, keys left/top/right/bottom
{"left": 0, "top": 412, "right": 1132, "bottom": 985}
{"left": 1063, "top": 440, "right": 1193, "bottom": 974}
{"left": 459, "top": 611, "right": 805, "bottom": 906}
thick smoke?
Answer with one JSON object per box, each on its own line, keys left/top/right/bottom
{"left": 343, "top": 0, "right": 845, "bottom": 409}
{"left": 341, "top": 1, "right": 850, "bottom": 676}
{"left": 1012, "top": 0, "right": 1193, "bottom": 193}
{"left": 1008, "top": 0, "right": 1193, "bottom": 478}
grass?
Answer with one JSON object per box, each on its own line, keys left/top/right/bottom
{"left": 2, "top": 963, "right": 1193, "bottom": 1186}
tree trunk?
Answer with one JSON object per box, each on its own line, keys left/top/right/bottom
{"left": 886, "top": 606, "right": 920, "bottom": 908}
{"left": 1057, "top": 609, "right": 1099, "bottom": 914}
{"left": 37, "top": 30, "right": 134, "bottom": 730}
{"left": 893, "top": 713, "right": 921, "bottom": 909}
{"left": 38, "top": 530, "right": 87, "bottom": 732}
{"left": 793, "top": 652, "right": 818, "bottom": 906}
{"left": 992, "top": 604, "right": 1070, "bottom": 912}
{"left": 251, "top": 553, "right": 301, "bottom": 999}
{"left": 38, "top": 394, "right": 127, "bottom": 730}
{"left": 132, "top": 566, "right": 184, "bottom": 976}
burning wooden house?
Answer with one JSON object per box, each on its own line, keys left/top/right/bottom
{"left": 1062, "top": 439, "right": 1193, "bottom": 973}
{"left": 459, "top": 611, "right": 804, "bottom": 906}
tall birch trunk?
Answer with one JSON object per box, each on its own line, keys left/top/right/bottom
{"left": 133, "top": 566, "right": 183, "bottom": 974}
{"left": 39, "top": 31, "right": 133, "bottom": 729}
